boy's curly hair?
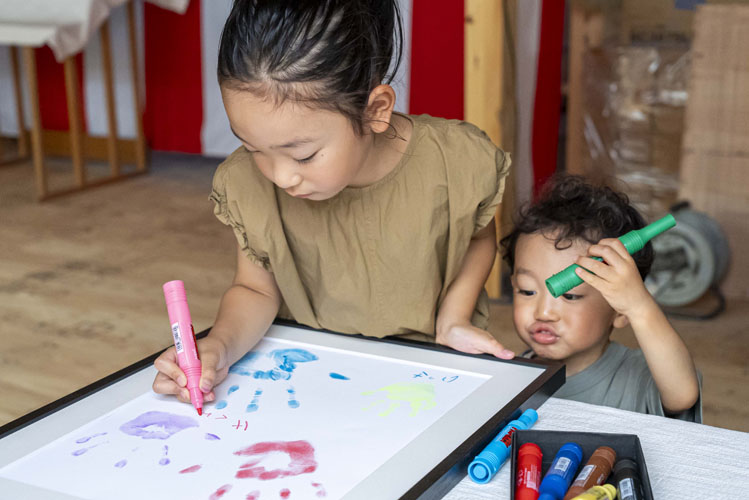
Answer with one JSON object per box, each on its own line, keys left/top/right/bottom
{"left": 500, "top": 175, "right": 654, "bottom": 280}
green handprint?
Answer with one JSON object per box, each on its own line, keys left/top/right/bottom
{"left": 362, "top": 382, "right": 436, "bottom": 417}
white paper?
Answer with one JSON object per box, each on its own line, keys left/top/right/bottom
{"left": 0, "top": 337, "right": 489, "bottom": 500}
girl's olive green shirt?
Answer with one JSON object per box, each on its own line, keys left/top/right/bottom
{"left": 210, "top": 114, "right": 510, "bottom": 341}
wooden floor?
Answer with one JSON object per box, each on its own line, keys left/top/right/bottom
{"left": 1, "top": 152, "right": 747, "bottom": 432}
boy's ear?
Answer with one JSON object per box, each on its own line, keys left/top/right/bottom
{"left": 612, "top": 312, "right": 629, "bottom": 329}
{"left": 365, "top": 84, "right": 396, "bottom": 134}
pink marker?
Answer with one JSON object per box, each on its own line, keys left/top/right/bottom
{"left": 163, "top": 280, "right": 203, "bottom": 415}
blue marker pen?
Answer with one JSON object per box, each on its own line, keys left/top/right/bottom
{"left": 538, "top": 442, "right": 584, "bottom": 500}
{"left": 468, "top": 408, "right": 539, "bottom": 483}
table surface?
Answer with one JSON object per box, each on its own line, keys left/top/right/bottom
{"left": 444, "top": 397, "right": 749, "bottom": 499}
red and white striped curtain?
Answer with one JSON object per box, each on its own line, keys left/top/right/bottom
{"left": 0, "top": 0, "right": 562, "bottom": 201}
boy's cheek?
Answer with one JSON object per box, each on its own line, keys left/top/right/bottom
{"left": 511, "top": 302, "right": 532, "bottom": 326}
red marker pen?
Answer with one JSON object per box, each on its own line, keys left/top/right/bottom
{"left": 163, "top": 280, "right": 203, "bottom": 415}
{"left": 516, "top": 442, "right": 543, "bottom": 500}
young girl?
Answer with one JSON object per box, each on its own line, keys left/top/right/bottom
{"left": 153, "top": 0, "right": 514, "bottom": 405}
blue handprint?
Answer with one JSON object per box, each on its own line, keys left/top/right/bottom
{"left": 214, "top": 349, "right": 318, "bottom": 413}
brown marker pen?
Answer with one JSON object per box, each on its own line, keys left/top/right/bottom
{"left": 562, "top": 446, "right": 616, "bottom": 500}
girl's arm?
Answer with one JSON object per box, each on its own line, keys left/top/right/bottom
{"left": 435, "top": 218, "right": 515, "bottom": 359}
{"left": 577, "top": 239, "right": 699, "bottom": 413}
{"left": 153, "top": 243, "right": 281, "bottom": 403}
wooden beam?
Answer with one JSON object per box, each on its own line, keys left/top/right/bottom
{"left": 565, "top": 3, "right": 604, "bottom": 176}
{"left": 465, "top": 0, "right": 514, "bottom": 299}
{"left": 38, "top": 130, "right": 141, "bottom": 163}
{"left": 39, "top": 170, "right": 147, "bottom": 202}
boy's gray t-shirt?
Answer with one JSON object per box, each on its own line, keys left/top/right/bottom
{"left": 547, "top": 342, "right": 703, "bottom": 423}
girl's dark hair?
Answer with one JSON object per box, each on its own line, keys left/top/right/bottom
{"left": 217, "top": 0, "right": 404, "bottom": 135}
{"left": 500, "top": 175, "right": 655, "bottom": 280}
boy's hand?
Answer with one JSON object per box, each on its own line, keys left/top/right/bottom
{"left": 152, "top": 336, "right": 230, "bottom": 404}
{"left": 436, "top": 319, "right": 515, "bottom": 359}
{"left": 575, "top": 238, "right": 654, "bottom": 318}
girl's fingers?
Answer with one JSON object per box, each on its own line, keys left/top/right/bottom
{"left": 439, "top": 325, "right": 515, "bottom": 359}
{"left": 152, "top": 372, "right": 190, "bottom": 402}
{"left": 153, "top": 354, "right": 187, "bottom": 387}
{"left": 199, "top": 366, "right": 218, "bottom": 395}
{"left": 153, "top": 357, "right": 187, "bottom": 387}
{"left": 469, "top": 329, "right": 515, "bottom": 359}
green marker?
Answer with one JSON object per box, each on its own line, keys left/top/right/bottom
{"left": 545, "top": 214, "right": 676, "bottom": 298}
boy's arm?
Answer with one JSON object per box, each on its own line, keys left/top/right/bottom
{"left": 436, "top": 218, "right": 515, "bottom": 359}
{"left": 576, "top": 239, "right": 699, "bottom": 414}
{"left": 626, "top": 301, "right": 700, "bottom": 414}
{"left": 153, "top": 243, "right": 281, "bottom": 403}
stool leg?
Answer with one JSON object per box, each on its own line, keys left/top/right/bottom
{"left": 64, "top": 56, "right": 85, "bottom": 187}
{"left": 100, "top": 20, "right": 120, "bottom": 176}
{"left": 22, "top": 47, "right": 47, "bottom": 199}
{"left": 10, "top": 47, "right": 28, "bottom": 158}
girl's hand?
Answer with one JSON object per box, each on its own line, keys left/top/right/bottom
{"left": 575, "top": 238, "right": 655, "bottom": 318}
{"left": 152, "top": 336, "right": 230, "bottom": 404}
{"left": 436, "top": 319, "right": 515, "bottom": 359}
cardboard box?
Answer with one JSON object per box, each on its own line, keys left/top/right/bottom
{"left": 622, "top": 0, "right": 696, "bottom": 43}
{"left": 510, "top": 430, "right": 655, "bottom": 500}
{"left": 678, "top": 4, "right": 749, "bottom": 298}
{"left": 581, "top": 44, "right": 688, "bottom": 219}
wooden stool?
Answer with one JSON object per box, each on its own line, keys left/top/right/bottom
{"left": 3, "top": 2, "right": 148, "bottom": 201}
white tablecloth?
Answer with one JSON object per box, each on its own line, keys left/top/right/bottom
{"left": 444, "top": 397, "right": 749, "bottom": 499}
{"left": 0, "top": 0, "right": 189, "bottom": 61}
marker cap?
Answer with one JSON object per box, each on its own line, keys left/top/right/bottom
{"left": 519, "top": 408, "right": 539, "bottom": 426}
{"left": 163, "top": 279, "right": 187, "bottom": 306}
{"left": 546, "top": 264, "right": 584, "bottom": 298}
{"left": 558, "top": 442, "right": 584, "bottom": 463}
{"left": 635, "top": 214, "right": 676, "bottom": 247}
{"left": 613, "top": 457, "right": 639, "bottom": 475}
{"left": 574, "top": 484, "right": 617, "bottom": 500}
{"left": 590, "top": 446, "right": 617, "bottom": 468}
{"left": 467, "top": 458, "right": 494, "bottom": 484}
{"left": 518, "top": 442, "right": 542, "bottom": 459}
{"left": 467, "top": 408, "right": 539, "bottom": 483}
{"left": 600, "top": 484, "right": 617, "bottom": 498}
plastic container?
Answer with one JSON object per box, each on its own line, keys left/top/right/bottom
{"left": 510, "top": 431, "right": 655, "bottom": 500}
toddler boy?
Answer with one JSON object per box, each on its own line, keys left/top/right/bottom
{"left": 500, "top": 176, "right": 701, "bottom": 422}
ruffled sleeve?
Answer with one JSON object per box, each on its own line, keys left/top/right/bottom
{"left": 475, "top": 147, "right": 511, "bottom": 233}
{"left": 209, "top": 148, "right": 273, "bottom": 272}
{"left": 456, "top": 122, "right": 512, "bottom": 234}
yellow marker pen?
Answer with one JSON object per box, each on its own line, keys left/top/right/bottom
{"left": 568, "top": 484, "right": 617, "bottom": 500}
